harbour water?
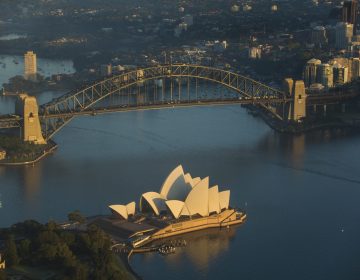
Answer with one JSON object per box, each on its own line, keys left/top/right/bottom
{"left": 0, "top": 34, "right": 27, "bottom": 41}
{"left": 0, "top": 54, "right": 75, "bottom": 88}
{"left": 0, "top": 54, "right": 75, "bottom": 115}
{"left": 0, "top": 60, "right": 360, "bottom": 279}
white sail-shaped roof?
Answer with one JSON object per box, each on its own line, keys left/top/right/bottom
{"left": 136, "top": 166, "right": 232, "bottom": 219}
{"left": 140, "top": 192, "right": 166, "bottom": 215}
{"left": 167, "top": 175, "right": 192, "bottom": 201}
{"left": 208, "top": 186, "right": 220, "bottom": 214}
{"left": 192, "top": 177, "right": 201, "bottom": 186}
{"left": 126, "top": 202, "right": 136, "bottom": 216}
{"left": 109, "top": 205, "right": 128, "bottom": 220}
{"left": 165, "top": 200, "right": 185, "bottom": 219}
{"left": 160, "top": 165, "right": 184, "bottom": 198}
{"left": 184, "top": 173, "right": 203, "bottom": 188}
{"left": 219, "top": 190, "right": 230, "bottom": 210}
{"left": 184, "top": 173, "right": 193, "bottom": 185}
{"left": 180, "top": 204, "right": 191, "bottom": 216}
{"left": 159, "top": 165, "right": 192, "bottom": 201}
{"left": 183, "top": 177, "right": 209, "bottom": 217}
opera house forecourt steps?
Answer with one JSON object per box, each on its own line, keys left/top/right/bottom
{"left": 93, "top": 165, "right": 246, "bottom": 248}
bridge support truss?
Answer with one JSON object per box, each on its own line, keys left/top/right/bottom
{"left": 39, "top": 64, "right": 289, "bottom": 140}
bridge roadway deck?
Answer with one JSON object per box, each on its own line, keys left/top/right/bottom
{"left": 0, "top": 92, "right": 357, "bottom": 127}
{"left": 40, "top": 97, "right": 290, "bottom": 118}
{"left": 40, "top": 92, "right": 358, "bottom": 119}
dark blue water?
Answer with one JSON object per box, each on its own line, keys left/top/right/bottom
{"left": 0, "top": 64, "right": 360, "bottom": 279}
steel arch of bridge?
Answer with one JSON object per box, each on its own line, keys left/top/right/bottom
{"left": 40, "top": 64, "right": 289, "bottom": 139}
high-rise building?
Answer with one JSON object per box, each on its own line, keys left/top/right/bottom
{"left": 342, "top": 0, "right": 358, "bottom": 35}
{"left": 100, "top": 64, "right": 112, "bottom": 76}
{"left": 311, "top": 26, "right": 327, "bottom": 46}
{"left": 348, "top": 35, "right": 360, "bottom": 56}
{"left": 325, "top": 25, "right": 337, "bottom": 46}
{"left": 318, "top": 64, "right": 333, "bottom": 88}
{"left": 24, "top": 51, "right": 37, "bottom": 81}
{"left": 335, "top": 22, "right": 354, "bottom": 49}
{"left": 333, "top": 64, "right": 349, "bottom": 86}
{"left": 329, "top": 57, "right": 351, "bottom": 80}
{"left": 248, "top": 47, "right": 262, "bottom": 59}
{"left": 303, "top": 58, "right": 321, "bottom": 87}
{"left": 350, "top": 57, "right": 360, "bottom": 79}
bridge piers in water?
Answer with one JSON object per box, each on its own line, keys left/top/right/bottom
{"left": 15, "top": 94, "right": 47, "bottom": 145}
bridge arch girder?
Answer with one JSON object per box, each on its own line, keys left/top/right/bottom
{"left": 39, "top": 64, "right": 288, "bottom": 139}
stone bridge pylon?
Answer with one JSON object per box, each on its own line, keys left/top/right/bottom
{"left": 15, "top": 93, "right": 46, "bottom": 144}
{"left": 283, "top": 78, "right": 307, "bottom": 122}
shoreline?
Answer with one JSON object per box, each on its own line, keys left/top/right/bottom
{"left": 120, "top": 254, "right": 143, "bottom": 280}
{"left": 248, "top": 105, "right": 360, "bottom": 134}
{"left": 1, "top": 109, "right": 359, "bottom": 167}
{"left": 0, "top": 140, "right": 57, "bottom": 166}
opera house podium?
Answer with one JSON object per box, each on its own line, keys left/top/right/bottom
{"left": 93, "top": 165, "right": 246, "bottom": 248}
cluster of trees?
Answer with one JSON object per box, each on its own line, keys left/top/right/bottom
{"left": 3, "top": 75, "right": 44, "bottom": 94}
{"left": 0, "top": 218, "right": 130, "bottom": 279}
{"left": 0, "top": 135, "right": 46, "bottom": 161}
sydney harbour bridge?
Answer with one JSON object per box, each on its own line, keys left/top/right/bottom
{"left": 0, "top": 64, "right": 358, "bottom": 144}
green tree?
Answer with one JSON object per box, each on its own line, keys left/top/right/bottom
{"left": 68, "top": 210, "right": 86, "bottom": 224}
{"left": 67, "top": 262, "right": 88, "bottom": 280}
{"left": 46, "top": 220, "right": 58, "bottom": 231}
{"left": 18, "top": 239, "right": 31, "bottom": 261}
{"left": 4, "top": 235, "right": 19, "bottom": 267}
{"left": 0, "top": 270, "right": 6, "bottom": 280}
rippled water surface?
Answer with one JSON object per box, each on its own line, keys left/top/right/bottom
{"left": 0, "top": 60, "right": 360, "bottom": 280}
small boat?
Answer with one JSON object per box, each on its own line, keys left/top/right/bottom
{"left": 158, "top": 244, "right": 176, "bottom": 255}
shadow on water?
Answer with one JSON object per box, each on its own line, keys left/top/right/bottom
{"left": 256, "top": 128, "right": 360, "bottom": 185}
{"left": 257, "top": 128, "right": 360, "bottom": 157}
{"left": 131, "top": 226, "right": 239, "bottom": 277}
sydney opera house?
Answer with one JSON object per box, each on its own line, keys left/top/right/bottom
{"left": 94, "top": 165, "right": 246, "bottom": 248}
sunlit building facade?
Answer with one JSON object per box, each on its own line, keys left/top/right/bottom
{"left": 318, "top": 63, "right": 333, "bottom": 88}
{"left": 342, "top": 0, "right": 357, "bottom": 35}
{"left": 24, "top": 51, "right": 37, "bottom": 81}
{"left": 333, "top": 64, "right": 349, "bottom": 86}
{"left": 106, "top": 165, "right": 244, "bottom": 247}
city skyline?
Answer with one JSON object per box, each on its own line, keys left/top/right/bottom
{"left": 0, "top": 1, "right": 360, "bottom": 280}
